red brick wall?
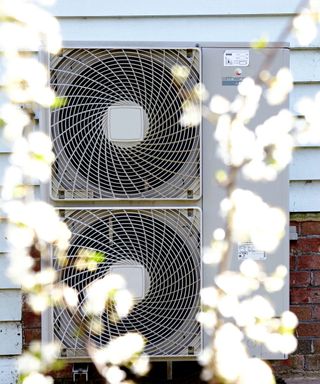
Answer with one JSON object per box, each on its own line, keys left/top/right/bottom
{"left": 22, "top": 219, "right": 320, "bottom": 380}
{"left": 273, "top": 219, "right": 320, "bottom": 375}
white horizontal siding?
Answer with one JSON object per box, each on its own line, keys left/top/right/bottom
{"left": 0, "top": 136, "right": 13, "bottom": 153}
{"left": 0, "top": 358, "right": 18, "bottom": 384}
{"left": 290, "top": 148, "right": 320, "bottom": 180}
{"left": 51, "top": 0, "right": 302, "bottom": 17}
{"left": 0, "top": 154, "right": 11, "bottom": 186}
{"left": 0, "top": 256, "right": 19, "bottom": 289}
{"left": 58, "top": 16, "right": 320, "bottom": 49}
{"left": 0, "top": 223, "right": 10, "bottom": 254}
{"left": 0, "top": 154, "right": 39, "bottom": 186}
{"left": 0, "top": 291, "right": 21, "bottom": 321}
{"left": 290, "top": 181, "right": 320, "bottom": 212}
{"left": 290, "top": 83, "right": 320, "bottom": 113}
{"left": 291, "top": 50, "right": 320, "bottom": 82}
{"left": 0, "top": 323, "right": 22, "bottom": 356}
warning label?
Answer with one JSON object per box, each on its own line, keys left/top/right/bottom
{"left": 224, "top": 50, "right": 249, "bottom": 67}
{"left": 238, "top": 242, "right": 266, "bottom": 261}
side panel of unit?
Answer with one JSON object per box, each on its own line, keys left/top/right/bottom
{"left": 202, "top": 46, "right": 290, "bottom": 359}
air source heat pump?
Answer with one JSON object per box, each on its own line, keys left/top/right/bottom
{"left": 41, "top": 43, "right": 289, "bottom": 361}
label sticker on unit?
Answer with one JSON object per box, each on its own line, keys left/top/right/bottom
{"left": 238, "top": 242, "right": 266, "bottom": 261}
{"left": 224, "top": 50, "right": 249, "bottom": 66}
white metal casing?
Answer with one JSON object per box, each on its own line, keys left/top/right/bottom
{"left": 41, "top": 42, "right": 289, "bottom": 361}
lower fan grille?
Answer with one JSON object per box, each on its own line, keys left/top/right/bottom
{"left": 53, "top": 208, "right": 201, "bottom": 358}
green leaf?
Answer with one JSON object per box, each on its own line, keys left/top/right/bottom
{"left": 51, "top": 97, "right": 68, "bottom": 109}
{"left": 91, "top": 251, "right": 105, "bottom": 264}
{"left": 251, "top": 37, "right": 268, "bottom": 50}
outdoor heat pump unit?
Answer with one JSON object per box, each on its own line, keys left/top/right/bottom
{"left": 41, "top": 43, "right": 289, "bottom": 361}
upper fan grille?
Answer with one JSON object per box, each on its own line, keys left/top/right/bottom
{"left": 50, "top": 48, "right": 200, "bottom": 200}
{"left": 53, "top": 209, "right": 201, "bottom": 358}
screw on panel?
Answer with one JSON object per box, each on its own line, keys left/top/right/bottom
{"left": 59, "top": 210, "right": 65, "bottom": 219}
{"left": 188, "top": 346, "right": 195, "bottom": 355}
{"left": 187, "top": 190, "right": 193, "bottom": 199}
{"left": 58, "top": 189, "right": 65, "bottom": 199}
{"left": 187, "top": 209, "right": 194, "bottom": 218}
{"left": 186, "top": 49, "right": 193, "bottom": 59}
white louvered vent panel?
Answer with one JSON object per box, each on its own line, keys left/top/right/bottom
{"left": 50, "top": 49, "right": 200, "bottom": 200}
{"left": 53, "top": 208, "right": 201, "bottom": 358}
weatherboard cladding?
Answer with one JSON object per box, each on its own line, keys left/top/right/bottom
{"left": 0, "top": 0, "right": 320, "bottom": 381}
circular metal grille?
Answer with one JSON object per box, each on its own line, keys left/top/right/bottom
{"left": 53, "top": 209, "right": 201, "bottom": 357}
{"left": 50, "top": 49, "right": 200, "bottom": 200}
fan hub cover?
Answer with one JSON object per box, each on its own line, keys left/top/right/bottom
{"left": 106, "top": 104, "right": 147, "bottom": 147}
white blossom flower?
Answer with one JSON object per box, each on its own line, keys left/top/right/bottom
{"left": 114, "top": 289, "right": 134, "bottom": 318}
{"left": 197, "top": 347, "right": 213, "bottom": 367}
{"left": 180, "top": 101, "right": 201, "bottom": 127}
{"left": 293, "top": 8, "right": 318, "bottom": 46}
{"left": 4, "top": 57, "right": 54, "bottom": 105}
{"left": 131, "top": 355, "right": 150, "bottom": 376}
{"left": 105, "top": 366, "right": 126, "bottom": 384}
{"left": 171, "top": 65, "right": 190, "bottom": 83}
{"left": 213, "top": 228, "right": 225, "bottom": 240}
{"left": 265, "top": 333, "right": 297, "bottom": 354}
{"left": 242, "top": 110, "right": 294, "bottom": 181}
{"left": 27, "top": 291, "right": 51, "bottom": 313}
{"left": 6, "top": 222, "right": 34, "bottom": 249}
{"left": 1, "top": 166, "right": 24, "bottom": 200}
{"left": 217, "top": 294, "right": 240, "bottom": 318}
{"left": 233, "top": 77, "right": 262, "bottom": 121}
{"left": 40, "top": 342, "right": 61, "bottom": 366}
{"left": 279, "top": 334, "right": 298, "bottom": 354}
{"left": 0, "top": 103, "right": 30, "bottom": 142}
{"left": 84, "top": 274, "right": 133, "bottom": 317}
{"left": 245, "top": 323, "right": 269, "bottom": 343}
{"left": 10, "top": 132, "right": 55, "bottom": 181}
{"left": 281, "top": 311, "right": 299, "bottom": 330}
{"left": 4, "top": 200, "right": 71, "bottom": 249}
{"left": 249, "top": 295, "right": 275, "bottom": 320}
{"left": 22, "top": 373, "right": 53, "bottom": 384}
{"left": 74, "top": 249, "right": 104, "bottom": 271}
{"left": 209, "top": 95, "right": 230, "bottom": 114}
{"left": 201, "top": 368, "right": 214, "bottom": 381}
{"left": 92, "top": 333, "right": 145, "bottom": 366}
{"left": 215, "top": 271, "right": 259, "bottom": 297}
{"left": 62, "top": 285, "right": 79, "bottom": 308}
{"left": 200, "top": 286, "right": 219, "bottom": 308}
{"left": 214, "top": 323, "right": 248, "bottom": 381}
{"left": 6, "top": 249, "right": 34, "bottom": 284}
{"left": 240, "top": 260, "right": 261, "bottom": 279}
{"left": 265, "top": 68, "right": 293, "bottom": 105}
{"left": 226, "top": 189, "right": 286, "bottom": 252}
{"left": 238, "top": 358, "right": 275, "bottom": 384}
{"left": 263, "top": 276, "right": 285, "bottom": 292}
{"left": 85, "top": 274, "right": 124, "bottom": 315}
{"left": 0, "top": 0, "right": 61, "bottom": 54}
{"left": 18, "top": 353, "right": 42, "bottom": 374}
{"left": 215, "top": 114, "right": 255, "bottom": 166}
{"left": 193, "top": 83, "right": 209, "bottom": 101}
{"left": 196, "top": 310, "right": 218, "bottom": 331}
{"left": 295, "top": 92, "right": 320, "bottom": 145}
{"left": 202, "top": 241, "right": 228, "bottom": 264}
